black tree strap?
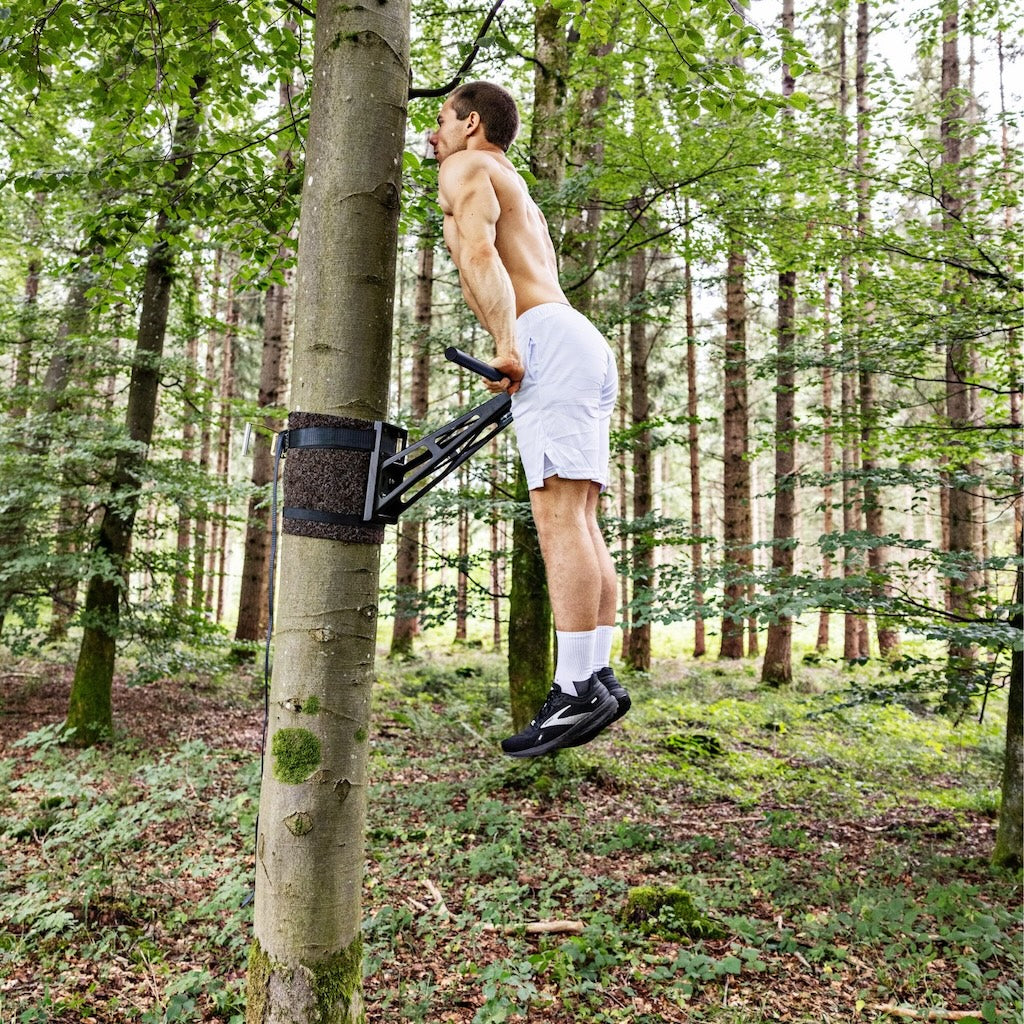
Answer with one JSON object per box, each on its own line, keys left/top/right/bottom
{"left": 281, "top": 424, "right": 376, "bottom": 453}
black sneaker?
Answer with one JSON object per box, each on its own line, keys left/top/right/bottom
{"left": 562, "top": 666, "right": 630, "bottom": 748}
{"left": 501, "top": 675, "right": 619, "bottom": 758}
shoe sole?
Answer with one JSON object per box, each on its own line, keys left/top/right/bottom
{"left": 562, "top": 694, "right": 630, "bottom": 749}
{"left": 503, "top": 689, "right": 619, "bottom": 758}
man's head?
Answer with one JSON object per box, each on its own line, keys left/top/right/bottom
{"left": 430, "top": 81, "right": 520, "bottom": 162}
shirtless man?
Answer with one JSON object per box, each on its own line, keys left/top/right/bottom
{"left": 429, "top": 81, "right": 630, "bottom": 757}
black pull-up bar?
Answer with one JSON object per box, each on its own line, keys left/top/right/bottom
{"left": 369, "top": 348, "right": 511, "bottom": 523}
{"left": 274, "top": 348, "right": 513, "bottom": 543}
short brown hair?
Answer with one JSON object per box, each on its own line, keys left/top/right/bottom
{"left": 450, "top": 81, "right": 520, "bottom": 152}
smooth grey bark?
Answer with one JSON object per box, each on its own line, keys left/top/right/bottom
{"left": 246, "top": 1, "right": 409, "bottom": 1019}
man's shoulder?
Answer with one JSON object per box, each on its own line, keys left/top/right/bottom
{"left": 439, "top": 149, "right": 500, "bottom": 179}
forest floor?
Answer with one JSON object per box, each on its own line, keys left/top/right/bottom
{"left": 0, "top": 643, "right": 1020, "bottom": 1024}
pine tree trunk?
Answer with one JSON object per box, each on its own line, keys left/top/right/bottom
{"left": 856, "top": 0, "right": 899, "bottom": 660}
{"left": 817, "top": 273, "right": 835, "bottom": 652}
{"left": 719, "top": 241, "right": 751, "bottom": 659}
{"left": 992, "top": 549, "right": 1022, "bottom": 869}
{"left": 762, "top": 267, "right": 798, "bottom": 686}
{"left": 0, "top": 229, "right": 43, "bottom": 635}
{"left": 530, "top": 1, "right": 567, "bottom": 238}
{"left": 627, "top": 247, "right": 653, "bottom": 672}
{"left": 246, "top": 1, "right": 409, "bottom": 1017}
{"left": 234, "top": 252, "right": 292, "bottom": 645}
{"left": 562, "top": 40, "right": 613, "bottom": 314}
{"left": 455, "top": 461, "right": 469, "bottom": 643}
{"left": 192, "top": 251, "right": 221, "bottom": 614}
{"left": 65, "top": 78, "right": 206, "bottom": 747}
{"left": 684, "top": 232, "right": 706, "bottom": 657}
{"left": 617, "top": 319, "right": 632, "bottom": 657}
{"left": 390, "top": 239, "right": 433, "bottom": 656}
{"left": 998, "top": 34, "right": 1023, "bottom": 548}
{"left": 174, "top": 272, "right": 201, "bottom": 609}
{"left": 14, "top": 202, "right": 41, "bottom": 419}
{"left": 762, "top": 1, "right": 798, "bottom": 685}
{"left": 940, "top": 0, "right": 980, "bottom": 691}
{"left": 836, "top": 2, "right": 867, "bottom": 662}
{"left": 213, "top": 275, "right": 238, "bottom": 624}
{"left": 235, "top": 65, "right": 299, "bottom": 646}
{"left": 490, "top": 439, "right": 504, "bottom": 652}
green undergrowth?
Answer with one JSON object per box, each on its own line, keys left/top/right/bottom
{"left": 0, "top": 647, "right": 1019, "bottom": 1023}
{"left": 366, "top": 648, "right": 1019, "bottom": 1023}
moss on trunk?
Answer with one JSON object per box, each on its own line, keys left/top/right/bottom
{"left": 247, "top": 938, "right": 364, "bottom": 1024}
{"left": 63, "top": 576, "right": 117, "bottom": 746}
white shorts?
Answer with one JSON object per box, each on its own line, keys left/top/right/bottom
{"left": 512, "top": 303, "right": 618, "bottom": 491}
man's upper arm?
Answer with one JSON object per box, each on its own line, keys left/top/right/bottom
{"left": 439, "top": 155, "right": 501, "bottom": 254}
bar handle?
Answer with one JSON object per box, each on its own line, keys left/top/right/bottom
{"left": 444, "top": 346, "right": 505, "bottom": 382}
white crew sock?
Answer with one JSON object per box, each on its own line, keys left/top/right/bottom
{"left": 554, "top": 630, "right": 597, "bottom": 695}
{"left": 592, "top": 625, "right": 615, "bottom": 674}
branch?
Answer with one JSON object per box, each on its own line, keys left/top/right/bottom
{"left": 868, "top": 1005, "right": 986, "bottom": 1022}
{"left": 408, "top": 0, "right": 506, "bottom": 100}
{"left": 283, "top": 0, "right": 314, "bottom": 18}
{"left": 482, "top": 920, "right": 585, "bottom": 935}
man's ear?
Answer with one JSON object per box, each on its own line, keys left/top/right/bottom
{"left": 464, "top": 111, "right": 482, "bottom": 137}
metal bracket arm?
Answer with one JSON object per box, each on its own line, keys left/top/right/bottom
{"left": 367, "top": 392, "right": 512, "bottom": 524}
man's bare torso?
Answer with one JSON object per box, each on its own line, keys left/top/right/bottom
{"left": 438, "top": 150, "right": 568, "bottom": 318}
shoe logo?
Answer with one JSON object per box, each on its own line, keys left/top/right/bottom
{"left": 540, "top": 706, "right": 592, "bottom": 730}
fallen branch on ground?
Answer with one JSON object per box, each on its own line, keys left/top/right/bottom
{"left": 482, "top": 920, "right": 585, "bottom": 935}
{"left": 869, "top": 1004, "right": 984, "bottom": 1021}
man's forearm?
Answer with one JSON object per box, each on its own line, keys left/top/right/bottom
{"left": 460, "top": 250, "right": 519, "bottom": 357}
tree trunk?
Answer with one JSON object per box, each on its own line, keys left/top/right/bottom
{"left": 719, "top": 239, "right": 751, "bottom": 659}
{"left": 762, "top": 0, "right": 798, "bottom": 686}
{"left": 234, "top": 251, "right": 293, "bottom": 646}
{"left": 617, "top": 317, "right": 632, "bottom": 656}
{"left": 992, "top": 553, "right": 1022, "bottom": 869}
{"left": 213, "top": 273, "right": 238, "bottom": 624}
{"left": 173, "top": 271, "right": 201, "bottom": 609}
{"left": 838, "top": 8, "right": 867, "bottom": 662}
{"left": 236, "top": 66, "right": 299, "bottom": 647}
{"left": 490, "top": 438, "right": 504, "bottom": 652}
{"left": 940, "top": 0, "right": 981, "bottom": 693}
{"left": 530, "top": 2, "right": 567, "bottom": 238}
{"left": 684, "top": 225, "right": 706, "bottom": 657}
{"left": 817, "top": 272, "right": 835, "bottom": 652}
{"left": 508, "top": 462, "right": 553, "bottom": 730}
{"left": 562, "top": 38, "right": 613, "bottom": 315}
{"left": 65, "top": 77, "right": 206, "bottom": 747}
{"left": 192, "top": 251, "right": 221, "bottom": 614}
{"left": 246, "top": 1, "right": 409, "bottom": 1018}
{"left": 998, "top": 33, "right": 1023, "bottom": 548}
{"left": 761, "top": 267, "right": 798, "bottom": 686}
{"left": 390, "top": 238, "right": 433, "bottom": 656}
{"left": 455, "top": 461, "right": 469, "bottom": 643}
{"left": 856, "top": 0, "right": 899, "bottom": 660}
{"left": 626, "top": 247, "right": 653, "bottom": 672}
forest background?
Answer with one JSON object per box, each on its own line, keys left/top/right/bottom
{"left": 0, "top": 0, "right": 1021, "bottom": 1019}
